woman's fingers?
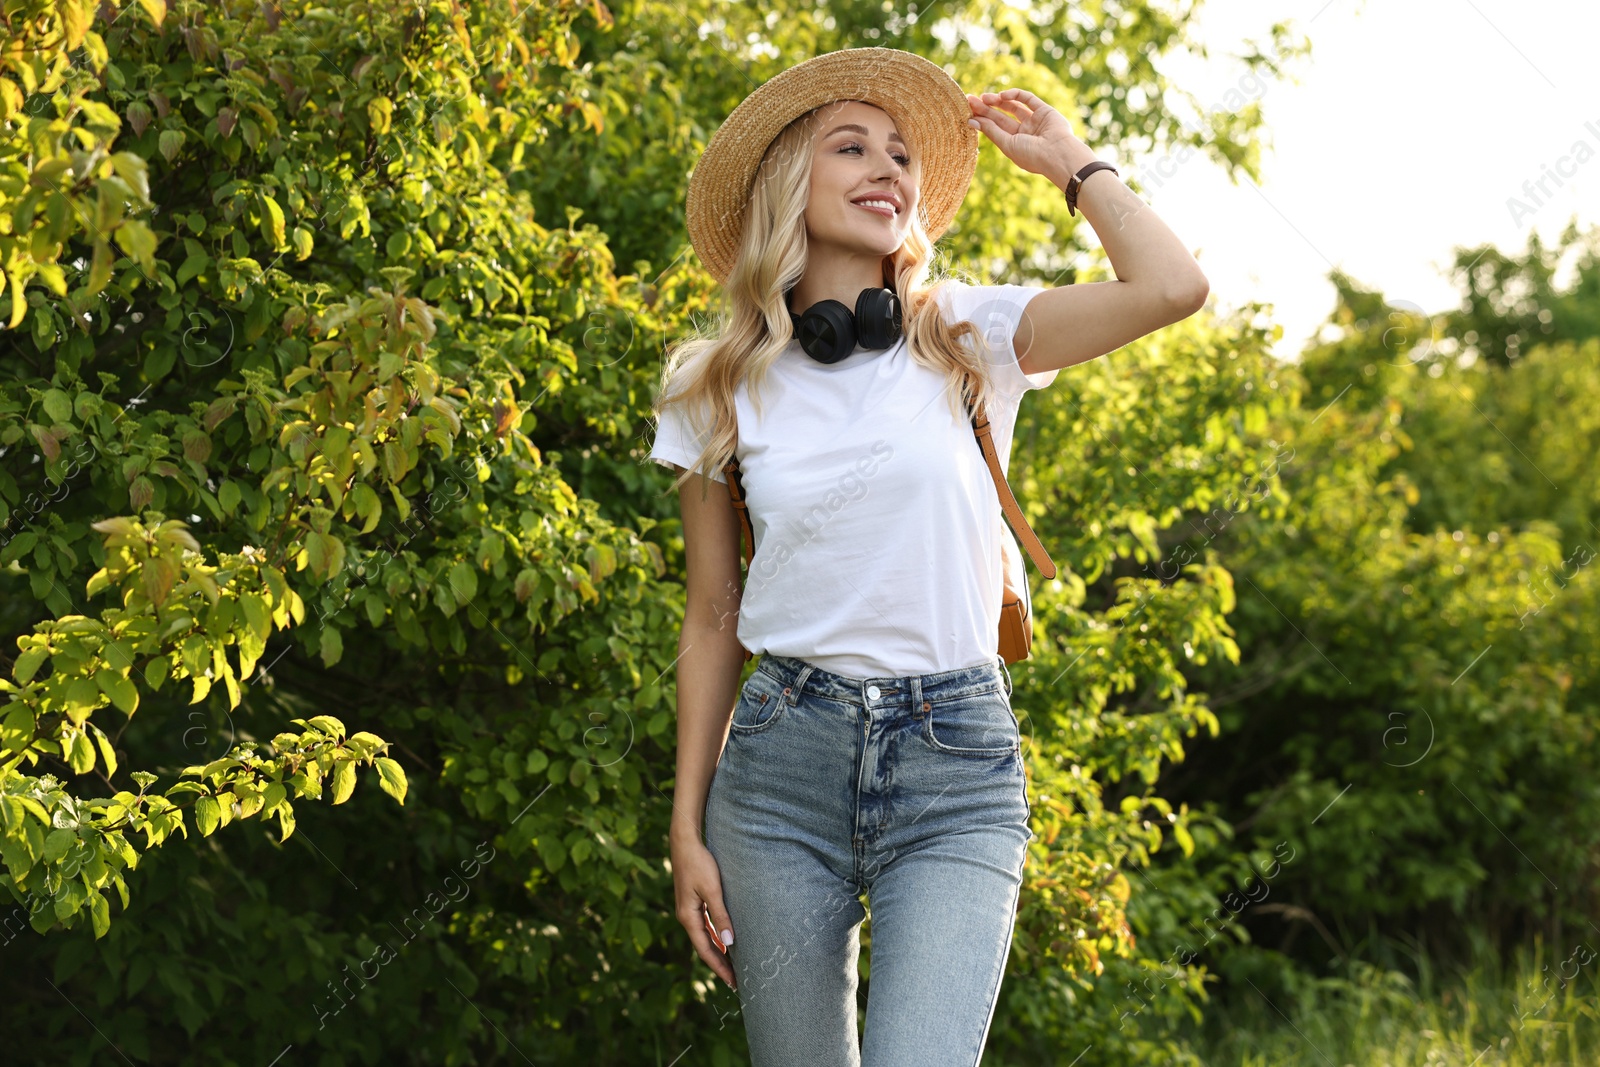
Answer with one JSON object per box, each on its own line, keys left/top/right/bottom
{"left": 966, "top": 93, "right": 1022, "bottom": 136}
{"left": 994, "top": 87, "right": 1047, "bottom": 108}
{"left": 975, "top": 89, "right": 1053, "bottom": 125}
{"left": 681, "top": 899, "right": 738, "bottom": 989}
{"left": 703, "top": 888, "right": 735, "bottom": 952}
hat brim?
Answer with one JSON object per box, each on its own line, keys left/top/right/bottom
{"left": 685, "top": 47, "right": 979, "bottom": 287}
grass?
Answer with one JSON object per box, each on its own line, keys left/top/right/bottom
{"left": 1181, "top": 937, "right": 1600, "bottom": 1066}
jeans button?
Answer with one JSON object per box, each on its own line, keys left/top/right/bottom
{"left": 866, "top": 685, "right": 882, "bottom": 701}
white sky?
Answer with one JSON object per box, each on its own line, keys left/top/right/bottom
{"left": 1103, "top": 0, "right": 1600, "bottom": 361}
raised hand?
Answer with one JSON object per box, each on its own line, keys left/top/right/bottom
{"left": 965, "top": 88, "right": 1084, "bottom": 178}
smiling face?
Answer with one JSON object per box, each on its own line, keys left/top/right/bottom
{"left": 803, "top": 99, "right": 920, "bottom": 264}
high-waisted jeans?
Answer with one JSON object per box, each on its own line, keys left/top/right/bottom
{"left": 703, "top": 652, "right": 1034, "bottom": 1067}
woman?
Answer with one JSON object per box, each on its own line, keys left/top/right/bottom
{"left": 647, "top": 47, "right": 1208, "bottom": 1067}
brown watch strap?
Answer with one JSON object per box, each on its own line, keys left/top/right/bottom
{"left": 721, "top": 370, "right": 1055, "bottom": 581}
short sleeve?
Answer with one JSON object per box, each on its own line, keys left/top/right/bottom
{"left": 648, "top": 394, "right": 726, "bottom": 484}
{"left": 936, "top": 279, "right": 1057, "bottom": 396}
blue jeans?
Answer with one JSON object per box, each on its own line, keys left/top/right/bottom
{"left": 704, "top": 652, "right": 1034, "bottom": 1066}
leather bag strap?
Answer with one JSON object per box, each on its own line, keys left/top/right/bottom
{"left": 980, "top": 415, "right": 1056, "bottom": 580}
{"left": 721, "top": 369, "right": 1055, "bottom": 582}
{"left": 964, "top": 372, "right": 1057, "bottom": 580}
{"left": 722, "top": 437, "right": 756, "bottom": 572}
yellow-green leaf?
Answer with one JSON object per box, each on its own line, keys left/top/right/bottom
{"left": 89, "top": 889, "right": 110, "bottom": 939}
{"left": 95, "top": 669, "right": 139, "bottom": 715}
{"left": 258, "top": 193, "right": 287, "bottom": 251}
{"left": 44, "top": 828, "right": 76, "bottom": 863}
{"left": 88, "top": 238, "right": 114, "bottom": 295}
{"left": 329, "top": 760, "right": 356, "bottom": 805}
{"left": 13, "top": 645, "right": 49, "bottom": 684}
{"left": 367, "top": 95, "right": 393, "bottom": 135}
{"left": 42, "top": 389, "right": 74, "bottom": 423}
{"left": 374, "top": 757, "right": 406, "bottom": 805}
{"left": 308, "top": 715, "right": 345, "bottom": 737}
{"left": 69, "top": 730, "right": 96, "bottom": 775}
{"left": 194, "top": 796, "right": 220, "bottom": 837}
{"left": 90, "top": 724, "right": 118, "bottom": 779}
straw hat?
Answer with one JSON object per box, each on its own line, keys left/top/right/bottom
{"left": 685, "top": 46, "right": 980, "bottom": 287}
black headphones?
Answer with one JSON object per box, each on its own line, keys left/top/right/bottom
{"left": 787, "top": 286, "right": 903, "bottom": 364}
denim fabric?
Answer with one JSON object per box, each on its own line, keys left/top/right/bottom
{"left": 704, "top": 652, "right": 1034, "bottom": 1067}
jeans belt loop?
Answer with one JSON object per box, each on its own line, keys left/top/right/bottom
{"left": 788, "top": 665, "right": 814, "bottom": 707}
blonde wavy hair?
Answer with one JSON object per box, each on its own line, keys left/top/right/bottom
{"left": 654, "top": 101, "right": 1007, "bottom": 496}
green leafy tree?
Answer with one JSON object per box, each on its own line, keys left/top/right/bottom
{"left": 1154, "top": 245, "right": 1600, "bottom": 1021}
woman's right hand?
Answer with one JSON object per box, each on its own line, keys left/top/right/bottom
{"left": 672, "top": 834, "right": 738, "bottom": 991}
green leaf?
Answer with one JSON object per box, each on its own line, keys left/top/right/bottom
{"left": 374, "top": 757, "right": 407, "bottom": 805}
{"left": 90, "top": 724, "right": 118, "bottom": 779}
{"left": 95, "top": 669, "right": 139, "bottom": 715}
{"left": 44, "top": 828, "right": 76, "bottom": 864}
{"left": 307, "top": 530, "right": 345, "bottom": 579}
{"left": 0, "top": 705, "right": 33, "bottom": 749}
{"left": 193, "top": 796, "right": 220, "bottom": 837}
{"left": 54, "top": 877, "right": 87, "bottom": 921}
{"left": 301, "top": 715, "right": 342, "bottom": 738}
{"left": 88, "top": 238, "right": 114, "bottom": 295}
{"left": 144, "top": 657, "right": 170, "bottom": 691}
{"left": 13, "top": 645, "right": 49, "bottom": 684}
{"left": 319, "top": 625, "right": 343, "bottom": 668}
{"left": 448, "top": 559, "right": 478, "bottom": 606}
{"left": 176, "top": 252, "right": 210, "bottom": 286}
{"left": 69, "top": 730, "right": 96, "bottom": 775}
{"left": 258, "top": 193, "right": 287, "bottom": 251}
{"left": 89, "top": 890, "right": 110, "bottom": 939}
{"left": 114, "top": 218, "right": 158, "bottom": 265}
{"left": 158, "top": 129, "right": 185, "bottom": 164}
{"left": 329, "top": 760, "right": 357, "bottom": 805}
{"left": 537, "top": 834, "right": 566, "bottom": 872}
{"left": 43, "top": 389, "right": 74, "bottom": 423}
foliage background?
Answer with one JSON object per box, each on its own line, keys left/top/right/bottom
{"left": 1, "top": 1, "right": 1594, "bottom": 1064}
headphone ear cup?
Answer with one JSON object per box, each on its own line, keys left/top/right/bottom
{"left": 854, "top": 287, "right": 903, "bottom": 350}
{"left": 793, "top": 299, "right": 858, "bottom": 364}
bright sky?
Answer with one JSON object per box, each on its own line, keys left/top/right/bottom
{"left": 1088, "top": 0, "right": 1600, "bottom": 361}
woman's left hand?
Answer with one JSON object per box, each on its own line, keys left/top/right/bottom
{"left": 965, "top": 89, "right": 1084, "bottom": 177}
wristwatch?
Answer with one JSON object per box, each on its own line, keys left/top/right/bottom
{"left": 1065, "top": 161, "right": 1119, "bottom": 216}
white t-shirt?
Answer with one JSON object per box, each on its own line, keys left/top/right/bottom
{"left": 647, "top": 279, "right": 1057, "bottom": 679}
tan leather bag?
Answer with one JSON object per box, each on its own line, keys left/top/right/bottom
{"left": 721, "top": 369, "right": 1057, "bottom": 665}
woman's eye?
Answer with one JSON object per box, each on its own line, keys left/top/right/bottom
{"left": 840, "top": 143, "right": 911, "bottom": 167}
